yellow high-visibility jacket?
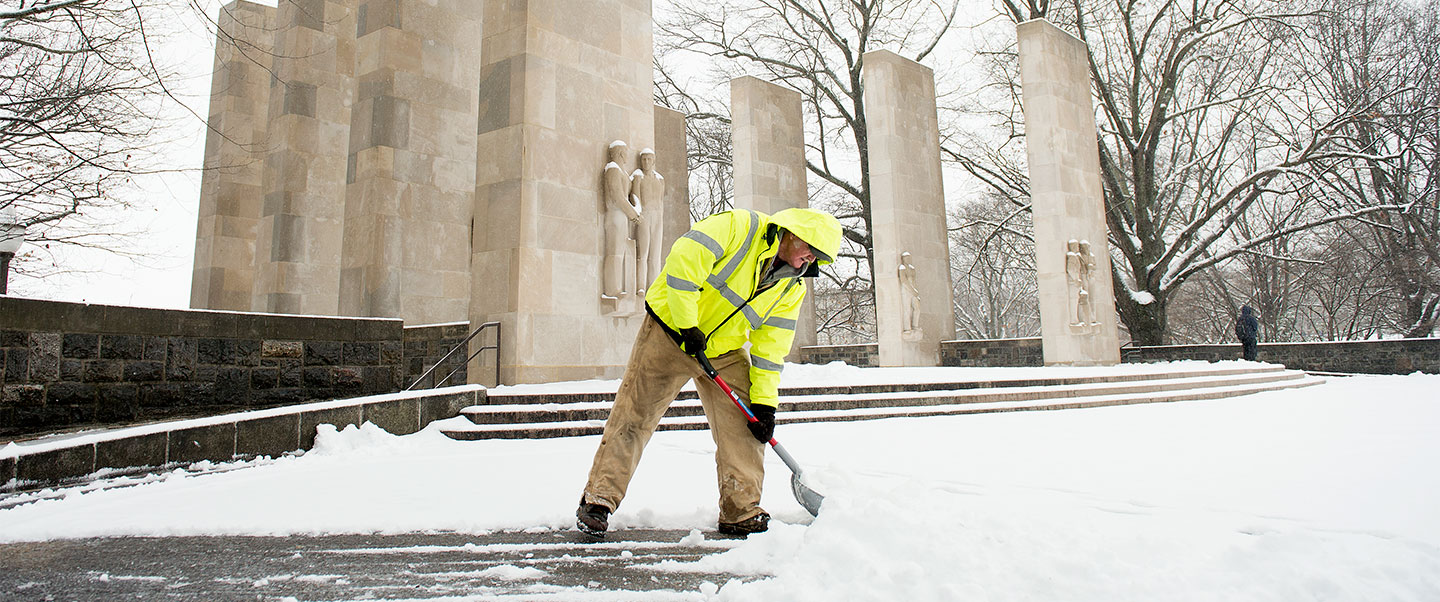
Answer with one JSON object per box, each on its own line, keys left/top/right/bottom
{"left": 645, "top": 208, "right": 843, "bottom": 408}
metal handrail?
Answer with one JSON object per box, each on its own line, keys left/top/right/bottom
{"left": 406, "top": 321, "right": 502, "bottom": 390}
{"left": 1118, "top": 340, "right": 1143, "bottom": 361}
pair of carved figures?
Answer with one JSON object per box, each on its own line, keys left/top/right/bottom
{"left": 602, "top": 141, "right": 665, "bottom": 299}
{"left": 1066, "top": 239, "right": 1099, "bottom": 332}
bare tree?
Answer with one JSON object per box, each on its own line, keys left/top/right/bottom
{"left": 948, "top": 198, "right": 1039, "bottom": 339}
{"left": 3, "top": 2, "right": 163, "bottom": 269}
{"left": 953, "top": 0, "right": 1423, "bottom": 345}
{"left": 1078, "top": 0, "right": 1430, "bottom": 344}
{"left": 999, "top": 0, "right": 1054, "bottom": 23}
{"left": 0, "top": 1, "right": 273, "bottom": 282}
{"left": 1295, "top": 224, "right": 1392, "bottom": 340}
{"left": 1300, "top": 0, "right": 1440, "bottom": 337}
{"left": 812, "top": 278, "right": 875, "bottom": 344}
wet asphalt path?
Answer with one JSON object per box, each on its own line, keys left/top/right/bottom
{"left": 0, "top": 529, "right": 751, "bottom": 601}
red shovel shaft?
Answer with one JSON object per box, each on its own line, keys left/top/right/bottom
{"left": 702, "top": 362, "right": 778, "bottom": 446}
{"left": 693, "top": 352, "right": 824, "bottom": 517}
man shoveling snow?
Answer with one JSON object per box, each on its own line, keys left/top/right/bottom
{"left": 576, "top": 208, "right": 842, "bottom": 538}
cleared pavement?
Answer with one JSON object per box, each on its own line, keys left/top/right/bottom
{"left": 0, "top": 529, "right": 750, "bottom": 600}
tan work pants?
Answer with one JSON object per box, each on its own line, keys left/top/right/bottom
{"left": 581, "top": 314, "right": 766, "bottom": 524}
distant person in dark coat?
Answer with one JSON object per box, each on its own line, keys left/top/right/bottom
{"left": 1235, "top": 305, "right": 1259, "bottom": 361}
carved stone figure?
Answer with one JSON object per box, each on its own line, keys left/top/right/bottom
{"left": 899, "top": 251, "right": 921, "bottom": 337}
{"left": 1078, "top": 240, "right": 1099, "bottom": 326}
{"left": 603, "top": 141, "right": 640, "bottom": 299}
{"left": 630, "top": 148, "right": 665, "bottom": 294}
{"left": 1066, "top": 239, "right": 1098, "bottom": 330}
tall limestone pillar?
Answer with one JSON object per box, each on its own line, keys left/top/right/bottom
{"left": 1017, "top": 20, "right": 1120, "bottom": 366}
{"left": 191, "top": 0, "right": 275, "bottom": 311}
{"left": 469, "top": 0, "right": 655, "bottom": 384}
{"left": 862, "top": 50, "right": 956, "bottom": 366}
{"left": 729, "top": 76, "right": 817, "bottom": 352}
{"left": 252, "top": 0, "right": 357, "bottom": 315}
{"left": 653, "top": 105, "right": 690, "bottom": 258}
{"left": 339, "top": 0, "right": 481, "bottom": 324}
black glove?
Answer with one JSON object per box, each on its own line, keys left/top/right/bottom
{"left": 747, "top": 403, "right": 776, "bottom": 443}
{"left": 680, "top": 327, "right": 707, "bottom": 357}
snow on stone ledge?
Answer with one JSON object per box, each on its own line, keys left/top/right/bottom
{"left": 1, "top": 385, "right": 487, "bottom": 459}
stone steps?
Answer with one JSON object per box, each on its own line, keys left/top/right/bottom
{"left": 440, "top": 365, "right": 1321, "bottom": 441}
{"left": 466, "top": 364, "right": 1292, "bottom": 407}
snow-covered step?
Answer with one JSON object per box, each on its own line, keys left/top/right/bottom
{"left": 479, "top": 363, "right": 1293, "bottom": 407}
{"left": 772, "top": 375, "right": 1325, "bottom": 424}
{"left": 440, "top": 368, "right": 1321, "bottom": 440}
{"left": 455, "top": 369, "right": 1307, "bottom": 425}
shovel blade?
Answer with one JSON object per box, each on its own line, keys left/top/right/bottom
{"left": 791, "top": 473, "right": 824, "bottom": 517}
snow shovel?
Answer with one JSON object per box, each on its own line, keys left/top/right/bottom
{"left": 695, "top": 354, "right": 824, "bottom": 517}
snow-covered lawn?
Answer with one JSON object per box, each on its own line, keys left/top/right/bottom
{"left": 2, "top": 367, "right": 1437, "bottom": 601}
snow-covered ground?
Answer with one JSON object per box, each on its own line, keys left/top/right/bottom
{"left": 2, "top": 366, "right": 1438, "bottom": 601}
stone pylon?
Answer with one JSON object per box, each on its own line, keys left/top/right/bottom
{"left": 468, "top": 0, "right": 656, "bottom": 384}
{"left": 251, "top": 0, "right": 358, "bottom": 315}
{"left": 338, "top": 0, "right": 482, "bottom": 324}
{"left": 1017, "top": 19, "right": 1120, "bottom": 365}
{"left": 653, "top": 105, "right": 691, "bottom": 261}
{"left": 191, "top": 0, "right": 275, "bottom": 312}
{"left": 863, "top": 50, "right": 956, "bottom": 366}
{"left": 729, "top": 75, "right": 818, "bottom": 352}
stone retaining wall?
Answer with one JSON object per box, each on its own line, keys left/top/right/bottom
{"left": 1, "top": 387, "right": 483, "bottom": 492}
{"left": 0, "top": 297, "right": 473, "bottom": 439}
{"left": 1124, "top": 338, "right": 1439, "bottom": 374}
{"left": 795, "top": 336, "right": 1436, "bottom": 374}
{"left": 402, "top": 322, "right": 471, "bottom": 389}
{"left": 941, "top": 338, "right": 1044, "bottom": 367}
{"left": 795, "top": 343, "right": 878, "bottom": 367}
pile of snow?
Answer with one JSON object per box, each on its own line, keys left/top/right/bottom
{"left": 2, "top": 369, "right": 1438, "bottom": 600}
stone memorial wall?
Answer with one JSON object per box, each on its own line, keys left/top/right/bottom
{"left": 793, "top": 337, "right": 1438, "bottom": 374}
{"left": 0, "top": 297, "right": 471, "bottom": 438}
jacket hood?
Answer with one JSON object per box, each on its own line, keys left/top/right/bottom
{"left": 1241, "top": 305, "right": 1254, "bottom": 315}
{"left": 770, "top": 208, "right": 843, "bottom": 265}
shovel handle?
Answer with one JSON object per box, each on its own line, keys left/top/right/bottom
{"left": 695, "top": 353, "right": 817, "bottom": 510}
{"left": 695, "top": 354, "right": 779, "bottom": 446}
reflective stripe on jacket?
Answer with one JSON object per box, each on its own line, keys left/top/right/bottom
{"left": 644, "top": 208, "right": 839, "bottom": 408}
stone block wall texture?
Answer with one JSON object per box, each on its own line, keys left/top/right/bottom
{"left": 1124, "top": 339, "right": 1440, "bottom": 374}
{"left": 0, "top": 297, "right": 407, "bottom": 438}
{"left": 192, "top": 0, "right": 275, "bottom": 312}
{"left": 796, "top": 337, "right": 1437, "bottom": 373}
{"left": 1017, "top": 19, "right": 1121, "bottom": 366}
{"left": 1, "top": 387, "right": 481, "bottom": 491}
{"left": 653, "top": 104, "right": 692, "bottom": 353}
{"left": 862, "top": 50, "right": 956, "bottom": 367}
{"left": 402, "top": 322, "right": 472, "bottom": 389}
{"left": 339, "top": 0, "right": 481, "bottom": 324}
{"left": 795, "top": 343, "right": 880, "bottom": 368}
{"left": 730, "top": 76, "right": 817, "bottom": 352}
{"left": 654, "top": 105, "right": 691, "bottom": 261}
{"left": 251, "top": 0, "right": 357, "bottom": 315}
{"left": 941, "top": 338, "right": 1046, "bottom": 367}
{"left": 468, "top": 0, "right": 656, "bottom": 385}
{"left": 730, "top": 76, "right": 808, "bottom": 216}
{"left": 190, "top": 2, "right": 698, "bottom": 386}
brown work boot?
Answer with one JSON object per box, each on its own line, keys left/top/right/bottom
{"left": 576, "top": 500, "right": 611, "bottom": 537}
{"left": 717, "top": 511, "right": 770, "bottom": 536}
